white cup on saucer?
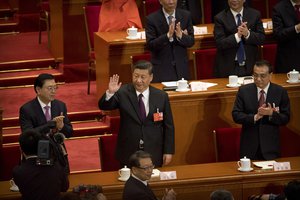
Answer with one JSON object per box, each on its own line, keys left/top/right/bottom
{"left": 237, "top": 156, "right": 251, "bottom": 171}
{"left": 177, "top": 78, "right": 188, "bottom": 91}
{"left": 126, "top": 26, "right": 138, "bottom": 38}
{"left": 228, "top": 75, "right": 238, "bottom": 86}
{"left": 9, "top": 179, "right": 19, "bottom": 192}
{"left": 287, "top": 69, "right": 299, "bottom": 83}
{"left": 118, "top": 166, "right": 130, "bottom": 181}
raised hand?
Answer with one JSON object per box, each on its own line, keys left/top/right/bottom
{"left": 175, "top": 22, "right": 183, "bottom": 39}
{"left": 108, "top": 74, "right": 122, "bottom": 94}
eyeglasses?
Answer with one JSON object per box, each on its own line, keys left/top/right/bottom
{"left": 252, "top": 73, "right": 269, "bottom": 79}
{"left": 45, "top": 85, "right": 58, "bottom": 91}
{"left": 137, "top": 165, "right": 155, "bottom": 171}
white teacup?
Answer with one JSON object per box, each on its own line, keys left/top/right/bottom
{"left": 287, "top": 69, "right": 299, "bottom": 83}
{"left": 118, "top": 166, "right": 130, "bottom": 180}
{"left": 229, "top": 75, "right": 238, "bottom": 86}
{"left": 9, "top": 179, "right": 19, "bottom": 192}
{"left": 127, "top": 26, "right": 138, "bottom": 38}
{"left": 177, "top": 78, "right": 188, "bottom": 90}
{"left": 237, "top": 156, "right": 251, "bottom": 170}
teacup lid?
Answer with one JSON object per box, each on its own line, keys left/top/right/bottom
{"left": 177, "top": 78, "right": 187, "bottom": 83}
{"left": 290, "top": 69, "right": 299, "bottom": 73}
{"left": 121, "top": 165, "right": 130, "bottom": 171}
{"left": 241, "top": 156, "right": 249, "bottom": 160}
{"left": 128, "top": 26, "right": 137, "bottom": 30}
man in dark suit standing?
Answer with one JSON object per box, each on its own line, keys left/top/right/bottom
{"left": 123, "top": 151, "right": 176, "bottom": 200}
{"left": 98, "top": 61, "right": 175, "bottom": 167}
{"left": 13, "top": 129, "right": 69, "bottom": 200}
{"left": 213, "top": 0, "right": 265, "bottom": 78}
{"left": 232, "top": 60, "right": 290, "bottom": 160}
{"left": 145, "top": 0, "right": 194, "bottom": 82}
{"left": 272, "top": 0, "right": 300, "bottom": 73}
{"left": 19, "top": 73, "right": 73, "bottom": 137}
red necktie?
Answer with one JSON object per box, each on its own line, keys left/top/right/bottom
{"left": 295, "top": 5, "right": 300, "bottom": 22}
{"left": 44, "top": 105, "right": 51, "bottom": 121}
{"left": 258, "top": 90, "right": 265, "bottom": 107}
{"left": 138, "top": 94, "right": 146, "bottom": 121}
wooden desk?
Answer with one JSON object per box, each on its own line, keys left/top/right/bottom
{"left": 1, "top": 157, "right": 299, "bottom": 200}
{"left": 94, "top": 23, "right": 274, "bottom": 97}
{"left": 157, "top": 74, "right": 300, "bottom": 165}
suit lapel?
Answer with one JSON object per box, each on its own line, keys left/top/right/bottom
{"left": 225, "top": 9, "right": 237, "bottom": 32}
{"left": 34, "top": 98, "right": 48, "bottom": 123}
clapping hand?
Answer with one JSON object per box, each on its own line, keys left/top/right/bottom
{"left": 108, "top": 74, "right": 122, "bottom": 94}
{"left": 53, "top": 112, "right": 65, "bottom": 130}
{"left": 162, "top": 188, "right": 176, "bottom": 200}
{"left": 238, "top": 21, "right": 249, "bottom": 38}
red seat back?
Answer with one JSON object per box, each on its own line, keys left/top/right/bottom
{"left": 83, "top": 5, "right": 101, "bottom": 51}
{"left": 144, "top": 0, "right": 161, "bottom": 16}
{"left": 203, "top": 0, "right": 212, "bottom": 23}
{"left": 108, "top": 116, "right": 120, "bottom": 135}
{"left": 193, "top": 48, "right": 216, "bottom": 79}
{"left": 261, "top": 44, "right": 277, "bottom": 72}
{"left": 280, "top": 127, "right": 300, "bottom": 157}
{"left": 214, "top": 128, "right": 241, "bottom": 162}
{"left": 0, "top": 143, "right": 21, "bottom": 181}
{"left": 98, "top": 134, "right": 120, "bottom": 172}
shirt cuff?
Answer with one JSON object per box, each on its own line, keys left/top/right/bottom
{"left": 105, "top": 90, "right": 114, "bottom": 101}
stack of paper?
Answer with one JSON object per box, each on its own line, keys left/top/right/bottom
{"left": 253, "top": 160, "right": 276, "bottom": 169}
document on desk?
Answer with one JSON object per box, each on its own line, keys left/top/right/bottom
{"left": 162, "top": 81, "right": 177, "bottom": 87}
{"left": 253, "top": 160, "right": 276, "bottom": 169}
{"left": 160, "top": 171, "right": 177, "bottom": 180}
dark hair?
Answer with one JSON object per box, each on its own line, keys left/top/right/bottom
{"left": 284, "top": 180, "right": 300, "bottom": 200}
{"left": 34, "top": 73, "right": 55, "bottom": 93}
{"left": 132, "top": 60, "right": 153, "bottom": 75}
{"left": 210, "top": 189, "right": 234, "bottom": 200}
{"left": 254, "top": 60, "right": 273, "bottom": 74}
{"left": 19, "top": 129, "right": 42, "bottom": 155}
{"left": 128, "top": 150, "right": 152, "bottom": 169}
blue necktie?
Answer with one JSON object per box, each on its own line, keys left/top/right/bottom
{"left": 236, "top": 13, "right": 245, "bottom": 65}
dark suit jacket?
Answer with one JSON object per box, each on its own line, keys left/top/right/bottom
{"left": 213, "top": 6, "right": 265, "bottom": 78}
{"left": 12, "top": 158, "right": 69, "bottom": 200}
{"left": 272, "top": 0, "right": 300, "bottom": 72}
{"left": 232, "top": 82, "right": 290, "bottom": 160}
{"left": 98, "top": 84, "right": 175, "bottom": 167}
{"left": 19, "top": 98, "right": 73, "bottom": 137}
{"left": 146, "top": 8, "right": 195, "bottom": 82}
{"left": 123, "top": 176, "right": 157, "bottom": 200}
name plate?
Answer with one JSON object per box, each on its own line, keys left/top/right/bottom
{"left": 160, "top": 171, "right": 177, "bottom": 180}
{"left": 273, "top": 162, "right": 291, "bottom": 171}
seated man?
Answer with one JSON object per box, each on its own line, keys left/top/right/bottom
{"left": 13, "top": 129, "right": 69, "bottom": 200}
{"left": 122, "top": 150, "right": 176, "bottom": 200}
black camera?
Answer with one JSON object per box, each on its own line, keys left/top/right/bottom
{"left": 36, "top": 121, "right": 67, "bottom": 167}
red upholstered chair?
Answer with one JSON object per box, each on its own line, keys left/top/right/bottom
{"left": 202, "top": 0, "right": 212, "bottom": 23}
{"left": 213, "top": 127, "right": 241, "bottom": 162}
{"left": 98, "top": 134, "right": 120, "bottom": 171}
{"left": 143, "top": 0, "right": 161, "bottom": 16}
{"left": 193, "top": 48, "right": 216, "bottom": 80}
{"left": 280, "top": 127, "right": 300, "bottom": 157}
{"left": 108, "top": 116, "right": 120, "bottom": 135}
{"left": 83, "top": 5, "right": 101, "bottom": 94}
{"left": 0, "top": 143, "right": 21, "bottom": 181}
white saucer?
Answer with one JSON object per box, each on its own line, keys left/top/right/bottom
{"left": 10, "top": 186, "right": 19, "bottom": 192}
{"left": 118, "top": 177, "right": 129, "bottom": 182}
{"left": 126, "top": 36, "right": 140, "bottom": 40}
{"left": 238, "top": 167, "right": 253, "bottom": 172}
{"left": 175, "top": 88, "right": 190, "bottom": 92}
{"left": 286, "top": 80, "right": 300, "bottom": 84}
{"left": 226, "top": 84, "right": 241, "bottom": 88}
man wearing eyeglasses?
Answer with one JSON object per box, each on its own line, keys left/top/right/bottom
{"left": 232, "top": 60, "right": 290, "bottom": 160}
{"left": 123, "top": 151, "right": 176, "bottom": 200}
{"left": 19, "top": 73, "right": 73, "bottom": 137}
